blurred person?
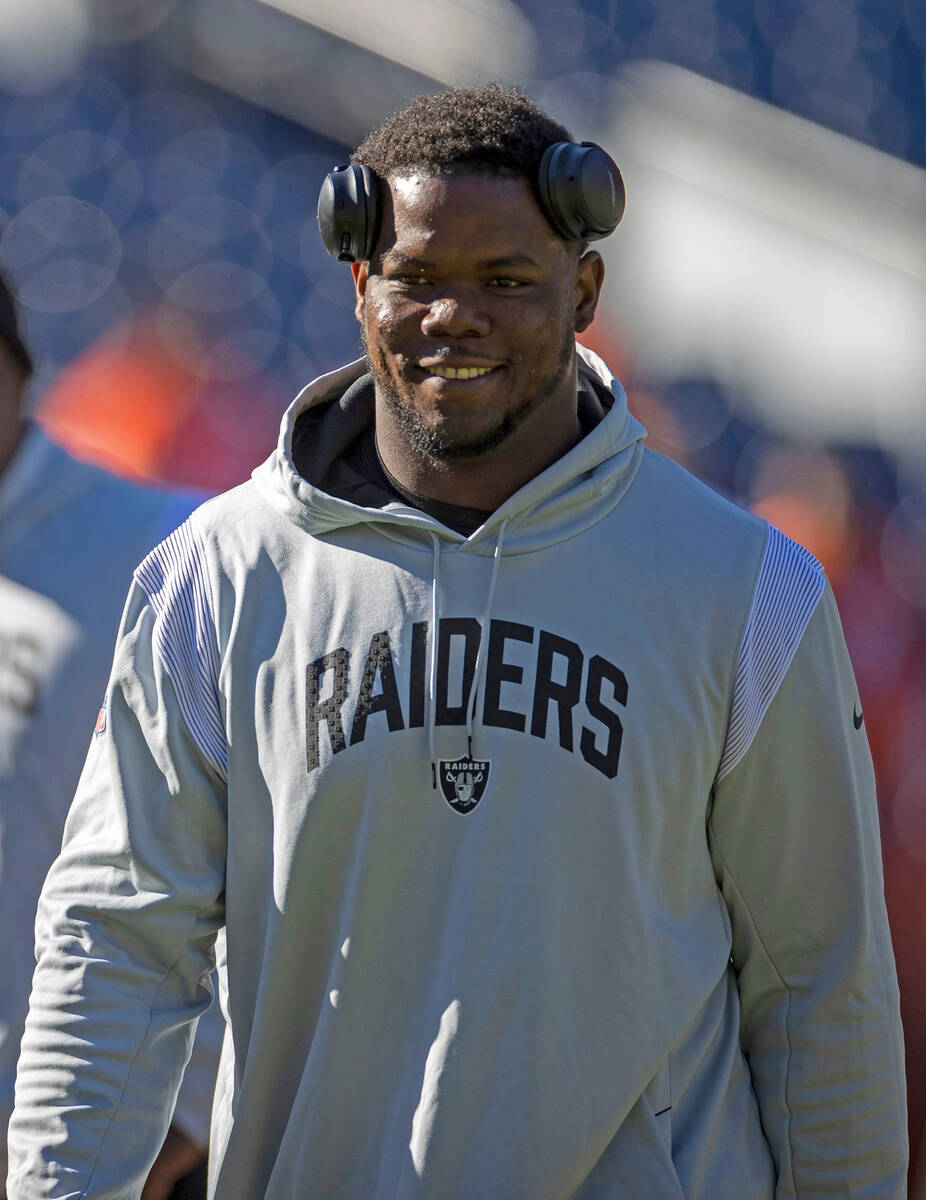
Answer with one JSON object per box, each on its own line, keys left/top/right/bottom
{"left": 0, "top": 270, "right": 220, "bottom": 1199}
{"left": 7, "top": 85, "right": 907, "bottom": 1198}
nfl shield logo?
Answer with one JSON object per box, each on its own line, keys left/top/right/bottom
{"left": 439, "top": 758, "right": 491, "bottom": 814}
{"left": 94, "top": 699, "right": 107, "bottom": 736}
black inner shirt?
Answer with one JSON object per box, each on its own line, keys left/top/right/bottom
{"left": 361, "top": 430, "right": 493, "bottom": 536}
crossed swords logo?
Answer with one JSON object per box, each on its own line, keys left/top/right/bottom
{"left": 438, "top": 759, "right": 491, "bottom": 813}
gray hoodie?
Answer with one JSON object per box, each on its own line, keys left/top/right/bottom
{"left": 7, "top": 349, "right": 906, "bottom": 1198}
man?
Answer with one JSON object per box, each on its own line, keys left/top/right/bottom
{"left": 8, "top": 85, "right": 906, "bottom": 1197}
{"left": 0, "top": 271, "right": 220, "bottom": 1199}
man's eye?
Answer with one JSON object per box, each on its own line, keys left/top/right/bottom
{"left": 489, "top": 277, "right": 526, "bottom": 288}
{"left": 393, "top": 274, "right": 430, "bottom": 286}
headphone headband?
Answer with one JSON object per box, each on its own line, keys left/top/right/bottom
{"left": 316, "top": 142, "right": 624, "bottom": 263}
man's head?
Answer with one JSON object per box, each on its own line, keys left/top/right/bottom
{"left": 350, "top": 83, "right": 574, "bottom": 194}
{"left": 349, "top": 85, "right": 606, "bottom": 481}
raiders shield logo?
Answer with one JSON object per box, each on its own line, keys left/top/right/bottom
{"left": 439, "top": 758, "right": 490, "bottom": 813}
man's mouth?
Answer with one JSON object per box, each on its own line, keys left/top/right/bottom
{"left": 417, "top": 362, "right": 501, "bottom": 380}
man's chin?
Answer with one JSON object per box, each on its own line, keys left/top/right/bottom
{"left": 382, "top": 380, "right": 549, "bottom": 464}
{"left": 402, "top": 413, "right": 519, "bottom": 463}
{"left": 376, "top": 386, "right": 511, "bottom": 463}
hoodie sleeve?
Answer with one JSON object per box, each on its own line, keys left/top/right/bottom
{"left": 708, "top": 529, "right": 907, "bottom": 1197}
{"left": 7, "top": 521, "right": 228, "bottom": 1200}
{"left": 171, "top": 991, "right": 224, "bottom": 1151}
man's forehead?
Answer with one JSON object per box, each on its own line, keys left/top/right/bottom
{"left": 382, "top": 171, "right": 564, "bottom": 255}
{"left": 388, "top": 166, "right": 520, "bottom": 189}
{"left": 380, "top": 248, "right": 544, "bottom": 270}
{"left": 386, "top": 170, "right": 534, "bottom": 207}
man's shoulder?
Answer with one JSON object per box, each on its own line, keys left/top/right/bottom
{"left": 184, "top": 477, "right": 274, "bottom": 545}
{"left": 154, "top": 478, "right": 289, "bottom": 584}
{"left": 630, "top": 445, "right": 769, "bottom": 564}
{"left": 637, "top": 445, "right": 757, "bottom": 522}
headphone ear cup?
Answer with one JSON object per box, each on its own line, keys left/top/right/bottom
{"left": 537, "top": 142, "right": 625, "bottom": 242}
{"left": 317, "top": 164, "right": 381, "bottom": 262}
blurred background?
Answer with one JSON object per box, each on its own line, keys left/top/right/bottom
{"left": 1, "top": 0, "right": 924, "bottom": 1183}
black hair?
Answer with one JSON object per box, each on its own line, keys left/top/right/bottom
{"left": 351, "top": 83, "right": 574, "bottom": 182}
{"left": 0, "top": 269, "right": 32, "bottom": 377}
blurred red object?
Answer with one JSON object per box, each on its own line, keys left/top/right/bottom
{"left": 37, "top": 318, "right": 281, "bottom": 492}
{"left": 577, "top": 313, "right": 631, "bottom": 382}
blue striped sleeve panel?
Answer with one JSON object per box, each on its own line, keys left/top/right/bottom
{"left": 134, "top": 521, "right": 227, "bottom": 783}
{"left": 716, "top": 526, "right": 826, "bottom": 784}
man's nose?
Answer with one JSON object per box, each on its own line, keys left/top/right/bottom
{"left": 420, "top": 294, "right": 491, "bottom": 338}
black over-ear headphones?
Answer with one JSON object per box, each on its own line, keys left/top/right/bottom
{"left": 316, "top": 142, "right": 625, "bottom": 264}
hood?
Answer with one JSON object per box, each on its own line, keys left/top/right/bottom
{"left": 251, "top": 344, "right": 646, "bottom": 557}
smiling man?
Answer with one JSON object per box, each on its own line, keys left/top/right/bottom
{"left": 8, "top": 85, "right": 906, "bottom": 1199}
{"left": 354, "top": 168, "right": 597, "bottom": 509}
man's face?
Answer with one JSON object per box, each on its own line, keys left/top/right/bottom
{"left": 352, "top": 172, "right": 602, "bottom": 462}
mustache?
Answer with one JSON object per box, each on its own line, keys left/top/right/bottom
{"left": 358, "top": 326, "right": 485, "bottom": 373}
{"left": 410, "top": 346, "right": 482, "bottom": 362}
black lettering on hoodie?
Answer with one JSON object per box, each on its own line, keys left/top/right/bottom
{"left": 306, "top": 648, "right": 350, "bottom": 771}
{"left": 435, "top": 618, "right": 480, "bottom": 726}
{"left": 580, "top": 654, "right": 628, "bottom": 779}
{"left": 531, "top": 631, "right": 583, "bottom": 751}
{"left": 483, "top": 619, "right": 533, "bottom": 732}
{"left": 408, "top": 621, "right": 428, "bottom": 729}
{"left": 350, "top": 630, "right": 405, "bottom": 745}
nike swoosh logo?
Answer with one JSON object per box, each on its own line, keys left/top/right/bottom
{"left": 853, "top": 703, "right": 864, "bottom": 730}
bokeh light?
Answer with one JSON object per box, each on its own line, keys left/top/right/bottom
{"left": 2, "top": 196, "right": 121, "bottom": 312}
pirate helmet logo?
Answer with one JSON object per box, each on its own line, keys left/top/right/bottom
{"left": 439, "top": 758, "right": 491, "bottom": 813}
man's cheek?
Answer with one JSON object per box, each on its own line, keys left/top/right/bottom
{"left": 365, "top": 288, "right": 404, "bottom": 330}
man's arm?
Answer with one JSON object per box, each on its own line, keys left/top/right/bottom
{"left": 141, "top": 990, "right": 227, "bottom": 1199}
{"left": 7, "top": 523, "right": 227, "bottom": 1199}
{"left": 709, "top": 551, "right": 907, "bottom": 1196}
{"left": 169, "top": 980, "right": 226, "bottom": 1152}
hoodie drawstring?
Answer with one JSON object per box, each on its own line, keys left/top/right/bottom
{"left": 465, "top": 519, "right": 508, "bottom": 758}
{"left": 428, "top": 519, "right": 509, "bottom": 788}
{"left": 428, "top": 533, "right": 442, "bottom": 789}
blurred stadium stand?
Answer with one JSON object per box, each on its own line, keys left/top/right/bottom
{"left": 1, "top": 0, "right": 925, "bottom": 1187}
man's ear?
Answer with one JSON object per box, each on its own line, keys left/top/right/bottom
{"left": 574, "top": 250, "right": 605, "bottom": 334}
{"left": 351, "top": 261, "right": 368, "bottom": 321}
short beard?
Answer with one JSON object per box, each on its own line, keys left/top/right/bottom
{"left": 361, "top": 321, "right": 575, "bottom": 463}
